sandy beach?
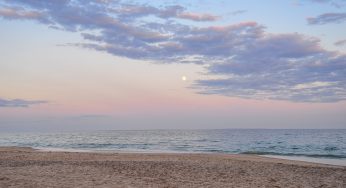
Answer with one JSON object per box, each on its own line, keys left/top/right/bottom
{"left": 0, "top": 147, "right": 345, "bottom": 188}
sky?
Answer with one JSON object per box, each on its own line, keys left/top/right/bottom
{"left": 0, "top": 0, "right": 346, "bottom": 131}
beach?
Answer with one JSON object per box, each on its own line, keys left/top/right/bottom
{"left": 0, "top": 147, "right": 345, "bottom": 187}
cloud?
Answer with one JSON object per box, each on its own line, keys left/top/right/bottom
{"left": 309, "top": 0, "right": 332, "bottom": 2}
{"left": 307, "top": 0, "right": 346, "bottom": 7}
{"left": 77, "top": 114, "right": 110, "bottom": 119}
{"left": 307, "top": 12, "right": 346, "bottom": 24}
{"left": 335, "top": 39, "right": 346, "bottom": 46}
{"left": 0, "top": 6, "right": 50, "bottom": 23}
{"left": 65, "top": 114, "right": 111, "bottom": 120}
{"left": 229, "top": 10, "right": 247, "bottom": 16}
{"left": 193, "top": 33, "right": 346, "bottom": 103}
{"left": 0, "top": 0, "right": 346, "bottom": 102}
{"left": 109, "top": 4, "right": 219, "bottom": 22}
{"left": 0, "top": 98, "right": 47, "bottom": 107}
{"left": 177, "top": 12, "right": 219, "bottom": 22}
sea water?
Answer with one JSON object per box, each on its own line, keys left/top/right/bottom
{"left": 0, "top": 129, "right": 345, "bottom": 165}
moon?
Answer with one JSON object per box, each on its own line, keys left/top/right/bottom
{"left": 181, "top": 76, "right": 187, "bottom": 81}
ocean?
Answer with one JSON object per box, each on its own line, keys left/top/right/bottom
{"left": 1, "top": 129, "right": 345, "bottom": 166}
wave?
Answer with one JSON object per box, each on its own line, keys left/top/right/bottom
{"left": 240, "top": 151, "right": 346, "bottom": 159}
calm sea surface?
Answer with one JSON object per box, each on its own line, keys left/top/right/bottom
{"left": 1, "top": 129, "right": 345, "bottom": 165}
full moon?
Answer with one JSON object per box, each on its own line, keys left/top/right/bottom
{"left": 181, "top": 76, "right": 187, "bottom": 81}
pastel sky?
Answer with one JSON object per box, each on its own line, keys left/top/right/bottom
{"left": 0, "top": 0, "right": 346, "bottom": 131}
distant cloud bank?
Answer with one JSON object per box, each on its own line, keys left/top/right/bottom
{"left": 0, "top": 98, "right": 47, "bottom": 107}
{"left": 0, "top": 0, "right": 345, "bottom": 102}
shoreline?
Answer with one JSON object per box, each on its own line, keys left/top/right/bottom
{"left": 31, "top": 146, "right": 346, "bottom": 167}
{"left": 1, "top": 146, "right": 345, "bottom": 187}
{"left": 264, "top": 154, "right": 346, "bottom": 167}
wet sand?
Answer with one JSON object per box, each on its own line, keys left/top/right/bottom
{"left": 0, "top": 147, "right": 345, "bottom": 187}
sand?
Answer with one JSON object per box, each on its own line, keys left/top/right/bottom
{"left": 0, "top": 147, "right": 345, "bottom": 188}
